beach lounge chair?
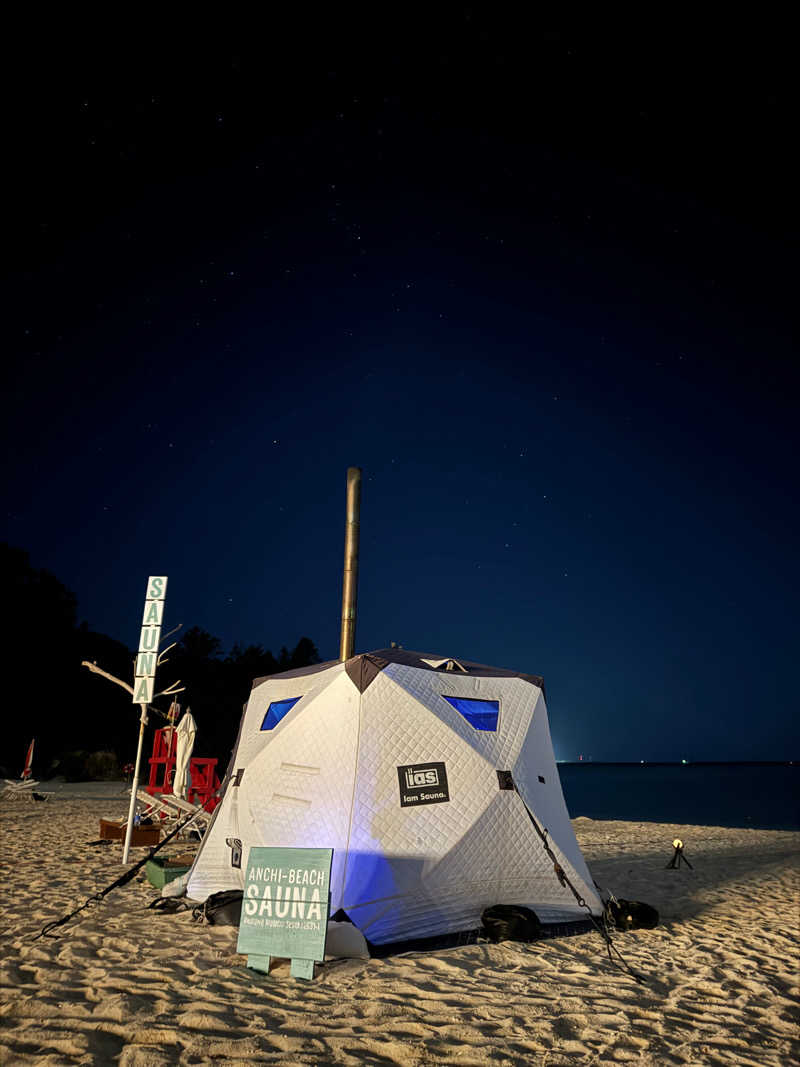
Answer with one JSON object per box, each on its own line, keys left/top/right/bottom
{"left": 0, "top": 777, "right": 39, "bottom": 800}
{"left": 135, "top": 790, "right": 175, "bottom": 822}
{"left": 136, "top": 788, "right": 213, "bottom": 836}
{"left": 1, "top": 739, "right": 42, "bottom": 800}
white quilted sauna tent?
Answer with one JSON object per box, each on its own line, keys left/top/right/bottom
{"left": 186, "top": 648, "right": 604, "bottom": 945}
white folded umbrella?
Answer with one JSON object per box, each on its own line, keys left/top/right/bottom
{"left": 173, "top": 711, "right": 197, "bottom": 799}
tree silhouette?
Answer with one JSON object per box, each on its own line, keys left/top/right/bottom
{"left": 75, "top": 622, "right": 141, "bottom": 764}
{"left": 3, "top": 544, "right": 78, "bottom": 774}
{"left": 288, "top": 636, "right": 321, "bottom": 669}
{"left": 166, "top": 631, "right": 322, "bottom": 767}
{"left": 4, "top": 543, "right": 325, "bottom": 778}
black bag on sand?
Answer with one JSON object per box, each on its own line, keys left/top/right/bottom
{"left": 607, "top": 898, "right": 659, "bottom": 930}
{"left": 481, "top": 905, "right": 542, "bottom": 942}
{"left": 193, "top": 890, "right": 244, "bottom": 926}
{"left": 149, "top": 897, "right": 192, "bottom": 914}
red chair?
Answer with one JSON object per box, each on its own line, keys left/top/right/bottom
{"left": 187, "top": 758, "right": 221, "bottom": 812}
{"left": 145, "top": 728, "right": 220, "bottom": 812}
{"left": 146, "top": 728, "right": 177, "bottom": 794}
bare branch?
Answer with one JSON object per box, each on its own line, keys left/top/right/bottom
{"left": 160, "top": 623, "right": 183, "bottom": 646}
{"left": 157, "top": 642, "right": 177, "bottom": 666}
{"left": 155, "top": 680, "right": 186, "bottom": 697}
{"left": 81, "top": 661, "right": 134, "bottom": 695}
{"left": 82, "top": 660, "right": 184, "bottom": 710}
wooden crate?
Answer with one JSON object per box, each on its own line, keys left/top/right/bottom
{"left": 99, "top": 818, "right": 161, "bottom": 847}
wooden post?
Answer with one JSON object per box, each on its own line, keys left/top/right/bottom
{"left": 122, "top": 706, "right": 148, "bottom": 864}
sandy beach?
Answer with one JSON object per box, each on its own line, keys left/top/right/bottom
{"left": 1, "top": 785, "right": 798, "bottom": 1065}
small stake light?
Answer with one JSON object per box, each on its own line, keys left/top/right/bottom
{"left": 666, "top": 837, "right": 693, "bottom": 870}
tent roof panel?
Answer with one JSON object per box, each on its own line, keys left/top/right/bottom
{"left": 252, "top": 648, "right": 545, "bottom": 696}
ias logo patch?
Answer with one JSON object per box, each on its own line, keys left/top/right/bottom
{"left": 397, "top": 762, "right": 450, "bottom": 807}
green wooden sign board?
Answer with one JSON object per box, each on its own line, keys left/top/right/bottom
{"left": 237, "top": 846, "right": 333, "bottom": 980}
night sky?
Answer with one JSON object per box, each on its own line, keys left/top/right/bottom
{"left": 5, "top": 23, "right": 796, "bottom": 762}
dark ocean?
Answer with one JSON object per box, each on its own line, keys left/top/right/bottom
{"left": 558, "top": 762, "right": 800, "bottom": 831}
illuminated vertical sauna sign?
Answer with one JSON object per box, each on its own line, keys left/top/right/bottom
{"left": 133, "top": 576, "right": 168, "bottom": 704}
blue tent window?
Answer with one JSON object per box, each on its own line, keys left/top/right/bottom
{"left": 442, "top": 695, "right": 499, "bottom": 731}
{"left": 260, "top": 697, "right": 301, "bottom": 731}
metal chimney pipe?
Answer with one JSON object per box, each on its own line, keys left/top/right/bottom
{"left": 339, "top": 466, "right": 362, "bottom": 661}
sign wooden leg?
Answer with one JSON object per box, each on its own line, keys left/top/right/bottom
{"left": 247, "top": 954, "right": 271, "bottom": 974}
{"left": 290, "top": 958, "right": 315, "bottom": 980}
